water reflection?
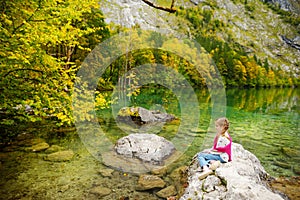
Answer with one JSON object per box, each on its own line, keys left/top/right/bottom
{"left": 97, "top": 87, "right": 299, "bottom": 176}
{"left": 226, "top": 88, "right": 299, "bottom": 114}
{"left": 0, "top": 88, "right": 299, "bottom": 199}
{"left": 225, "top": 88, "right": 299, "bottom": 177}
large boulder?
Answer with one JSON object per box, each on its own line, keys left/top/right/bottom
{"left": 115, "top": 133, "right": 175, "bottom": 165}
{"left": 180, "top": 143, "right": 287, "bottom": 200}
{"left": 117, "top": 107, "right": 175, "bottom": 124}
{"left": 101, "top": 133, "right": 179, "bottom": 174}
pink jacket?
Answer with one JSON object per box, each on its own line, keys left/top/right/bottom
{"left": 213, "top": 133, "right": 232, "bottom": 162}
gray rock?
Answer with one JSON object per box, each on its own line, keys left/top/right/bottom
{"left": 138, "top": 107, "right": 157, "bottom": 123}
{"left": 98, "top": 168, "right": 114, "bottom": 177}
{"left": 101, "top": 149, "right": 180, "bottom": 174}
{"left": 90, "top": 186, "right": 111, "bottom": 197}
{"left": 190, "top": 0, "right": 206, "bottom": 5}
{"left": 115, "top": 133, "right": 176, "bottom": 165}
{"left": 44, "top": 150, "right": 74, "bottom": 162}
{"left": 136, "top": 174, "right": 166, "bottom": 190}
{"left": 117, "top": 107, "right": 175, "bottom": 124}
{"left": 156, "top": 185, "right": 177, "bottom": 198}
{"left": 26, "top": 142, "right": 49, "bottom": 152}
{"left": 45, "top": 145, "right": 64, "bottom": 153}
{"left": 203, "top": 175, "right": 221, "bottom": 192}
{"left": 180, "top": 143, "right": 285, "bottom": 200}
{"left": 100, "top": 0, "right": 179, "bottom": 34}
{"left": 263, "top": 0, "right": 299, "bottom": 13}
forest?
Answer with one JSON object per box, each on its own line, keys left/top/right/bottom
{"left": 1, "top": 0, "right": 299, "bottom": 128}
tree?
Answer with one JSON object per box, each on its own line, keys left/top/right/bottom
{"left": 0, "top": 0, "right": 109, "bottom": 126}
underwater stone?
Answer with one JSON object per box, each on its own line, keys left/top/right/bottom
{"left": 90, "top": 186, "right": 111, "bottom": 197}
{"left": 282, "top": 147, "right": 300, "bottom": 158}
{"left": 98, "top": 168, "right": 114, "bottom": 177}
{"left": 27, "top": 142, "right": 49, "bottom": 152}
{"left": 136, "top": 174, "right": 166, "bottom": 191}
{"left": 156, "top": 185, "right": 177, "bottom": 198}
{"left": 45, "top": 145, "right": 64, "bottom": 154}
{"left": 44, "top": 150, "right": 74, "bottom": 162}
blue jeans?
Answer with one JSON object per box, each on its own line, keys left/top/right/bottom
{"left": 197, "top": 153, "right": 225, "bottom": 168}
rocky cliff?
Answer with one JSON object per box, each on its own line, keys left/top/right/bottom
{"left": 99, "top": 0, "right": 299, "bottom": 77}
{"left": 263, "top": 0, "right": 300, "bottom": 14}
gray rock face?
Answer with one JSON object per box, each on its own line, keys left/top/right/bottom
{"left": 115, "top": 133, "right": 176, "bottom": 165}
{"left": 180, "top": 143, "right": 285, "bottom": 200}
{"left": 100, "top": 0, "right": 300, "bottom": 77}
{"left": 100, "top": 0, "right": 180, "bottom": 33}
{"left": 263, "top": 0, "right": 300, "bottom": 13}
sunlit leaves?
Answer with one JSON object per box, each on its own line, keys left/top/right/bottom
{"left": 0, "top": 0, "right": 109, "bottom": 126}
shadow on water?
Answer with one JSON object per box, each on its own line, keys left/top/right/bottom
{"left": 0, "top": 87, "right": 299, "bottom": 199}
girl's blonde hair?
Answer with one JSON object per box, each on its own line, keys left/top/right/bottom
{"left": 215, "top": 117, "right": 230, "bottom": 136}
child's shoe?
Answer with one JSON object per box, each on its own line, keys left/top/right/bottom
{"left": 209, "top": 160, "right": 221, "bottom": 171}
{"left": 198, "top": 169, "right": 213, "bottom": 180}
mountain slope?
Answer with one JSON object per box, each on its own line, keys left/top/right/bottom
{"left": 99, "top": 0, "right": 299, "bottom": 85}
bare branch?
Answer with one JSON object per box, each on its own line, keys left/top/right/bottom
{"left": 141, "top": 0, "right": 176, "bottom": 13}
{"left": 3, "top": 68, "right": 44, "bottom": 78}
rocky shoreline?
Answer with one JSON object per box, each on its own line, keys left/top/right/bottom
{"left": 1, "top": 131, "right": 298, "bottom": 200}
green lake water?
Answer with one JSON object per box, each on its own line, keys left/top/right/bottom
{"left": 0, "top": 88, "right": 299, "bottom": 199}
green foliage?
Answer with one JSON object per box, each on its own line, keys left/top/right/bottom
{"left": 0, "top": 0, "right": 110, "bottom": 126}
{"left": 245, "top": 4, "right": 255, "bottom": 12}
{"left": 1, "top": 0, "right": 298, "bottom": 129}
{"left": 177, "top": 3, "right": 298, "bottom": 88}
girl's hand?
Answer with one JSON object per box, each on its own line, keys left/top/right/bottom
{"left": 202, "top": 148, "right": 212, "bottom": 153}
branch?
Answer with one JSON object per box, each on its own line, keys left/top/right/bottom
{"left": 3, "top": 68, "right": 44, "bottom": 78}
{"left": 12, "top": 0, "right": 43, "bottom": 34}
{"left": 141, "top": 0, "right": 176, "bottom": 13}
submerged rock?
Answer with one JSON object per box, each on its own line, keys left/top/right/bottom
{"left": 25, "top": 142, "right": 50, "bottom": 152}
{"left": 282, "top": 147, "right": 300, "bottom": 157}
{"left": 32, "top": 142, "right": 50, "bottom": 152}
{"left": 180, "top": 143, "right": 287, "bottom": 200}
{"left": 45, "top": 145, "right": 64, "bottom": 154}
{"left": 136, "top": 174, "right": 166, "bottom": 191}
{"left": 269, "top": 176, "right": 300, "bottom": 200}
{"left": 44, "top": 150, "right": 74, "bottom": 162}
{"left": 98, "top": 168, "right": 114, "bottom": 177}
{"left": 89, "top": 186, "right": 111, "bottom": 197}
{"left": 156, "top": 185, "right": 177, "bottom": 198}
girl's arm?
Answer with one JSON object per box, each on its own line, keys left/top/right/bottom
{"left": 213, "top": 136, "right": 230, "bottom": 152}
{"left": 214, "top": 145, "right": 228, "bottom": 152}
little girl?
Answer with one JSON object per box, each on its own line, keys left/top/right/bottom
{"left": 197, "top": 117, "right": 232, "bottom": 178}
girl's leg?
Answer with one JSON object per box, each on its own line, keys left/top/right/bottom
{"left": 202, "top": 154, "right": 224, "bottom": 163}
{"left": 197, "top": 153, "right": 210, "bottom": 168}
{"left": 198, "top": 153, "right": 224, "bottom": 167}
